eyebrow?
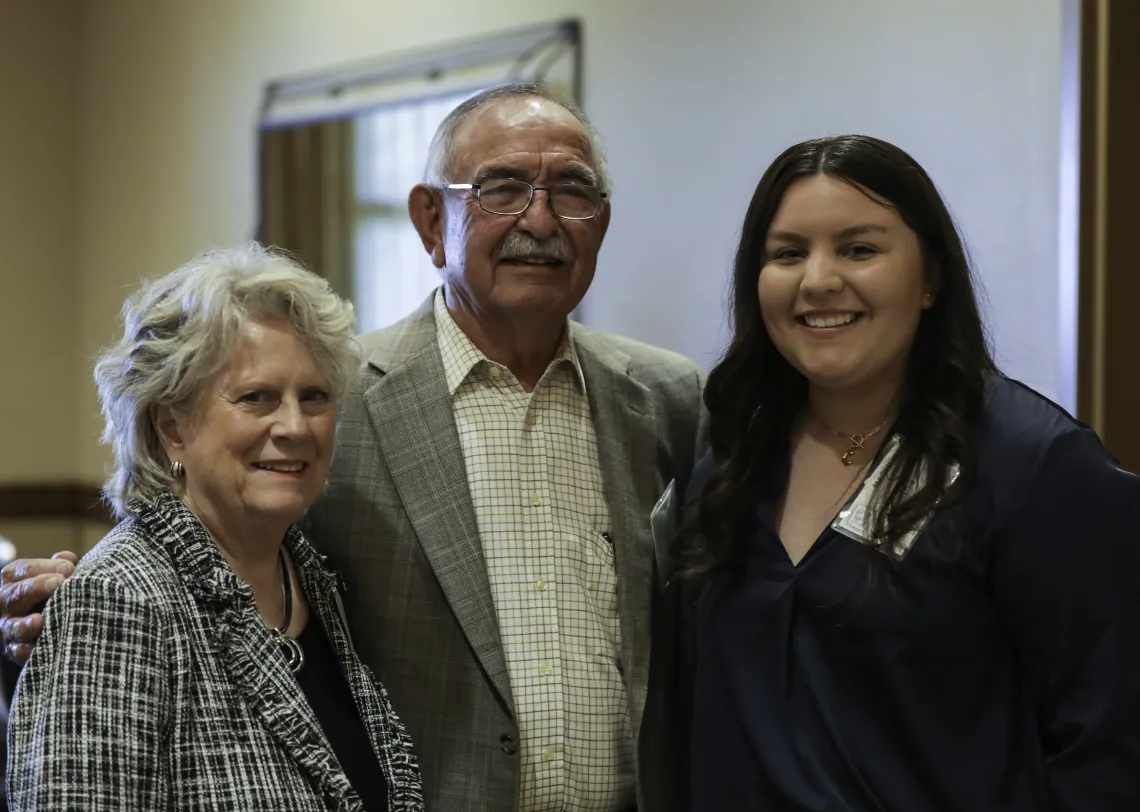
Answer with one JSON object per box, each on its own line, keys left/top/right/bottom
{"left": 767, "top": 223, "right": 890, "bottom": 243}
{"left": 472, "top": 164, "right": 599, "bottom": 187}
{"left": 472, "top": 164, "right": 530, "bottom": 184}
{"left": 554, "top": 166, "right": 599, "bottom": 186}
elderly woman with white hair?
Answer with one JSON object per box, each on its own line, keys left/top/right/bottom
{"left": 6, "top": 244, "right": 424, "bottom": 811}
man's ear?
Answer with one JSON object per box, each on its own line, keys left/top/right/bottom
{"left": 596, "top": 197, "right": 612, "bottom": 246}
{"left": 151, "top": 404, "right": 185, "bottom": 460}
{"left": 409, "top": 184, "right": 447, "bottom": 269}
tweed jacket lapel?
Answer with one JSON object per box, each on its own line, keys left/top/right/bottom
{"left": 288, "top": 534, "right": 425, "bottom": 809}
{"left": 137, "top": 494, "right": 362, "bottom": 808}
{"left": 571, "top": 325, "right": 660, "bottom": 740}
{"left": 361, "top": 297, "right": 514, "bottom": 713}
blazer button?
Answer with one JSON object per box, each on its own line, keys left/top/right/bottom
{"left": 500, "top": 734, "right": 518, "bottom": 755}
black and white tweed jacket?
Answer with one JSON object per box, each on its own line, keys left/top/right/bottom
{"left": 6, "top": 491, "right": 424, "bottom": 811}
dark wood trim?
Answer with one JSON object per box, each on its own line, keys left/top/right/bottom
{"left": 0, "top": 483, "right": 114, "bottom": 524}
{"left": 1100, "top": 0, "right": 1140, "bottom": 472}
{"left": 1077, "top": 0, "right": 1140, "bottom": 471}
{"left": 1075, "top": 0, "right": 1100, "bottom": 425}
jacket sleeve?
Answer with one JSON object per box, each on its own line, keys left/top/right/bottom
{"left": 989, "top": 428, "right": 1140, "bottom": 811}
{"left": 694, "top": 369, "right": 710, "bottom": 463}
{"left": 6, "top": 575, "right": 172, "bottom": 810}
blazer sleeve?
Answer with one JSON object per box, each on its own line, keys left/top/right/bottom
{"left": 6, "top": 575, "right": 172, "bottom": 810}
{"left": 694, "top": 369, "right": 710, "bottom": 462}
{"left": 989, "top": 428, "right": 1140, "bottom": 811}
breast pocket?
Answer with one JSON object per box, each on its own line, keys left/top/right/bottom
{"left": 580, "top": 529, "right": 617, "bottom": 598}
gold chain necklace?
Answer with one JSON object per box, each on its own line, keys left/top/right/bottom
{"left": 809, "top": 412, "right": 891, "bottom": 466}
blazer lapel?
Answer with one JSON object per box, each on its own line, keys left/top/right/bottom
{"left": 214, "top": 606, "right": 358, "bottom": 805}
{"left": 574, "top": 328, "right": 660, "bottom": 738}
{"left": 143, "top": 495, "right": 356, "bottom": 807}
{"left": 363, "top": 310, "right": 514, "bottom": 713}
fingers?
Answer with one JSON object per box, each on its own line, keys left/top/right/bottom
{"left": 0, "top": 553, "right": 77, "bottom": 664}
{"left": 1, "top": 556, "right": 76, "bottom": 585}
{"left": 0, "top": 572, "right": 67, "bottom": 619}
{"left": 0, "top": 611, "right": 43, "bottom": 653}
{"left": 5, "top": 642, "right": 36, "bottom": 665}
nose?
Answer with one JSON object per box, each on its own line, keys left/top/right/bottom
{"left": 516, "top": 189, "right": 560, "bottom": 240}
{"left": 271, "top": 398, "right": 311, "bottom": 440}
{"left": 799, "top": 252, "right": 844, "bottom": 296}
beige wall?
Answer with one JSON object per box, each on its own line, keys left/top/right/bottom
{"left": 0, "top": 1, "right": 80, "bottom": 483}
{"left": 3, "top": 0, "right": 1068, "bottom": 495}
{"left": 0, "top": 1, "right": 83, "bottom": 555}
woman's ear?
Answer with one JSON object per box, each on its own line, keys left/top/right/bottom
{"left": 923, "top": 264, "right": 942, "bottom": 309}
{"left": 151, "top": 404, "right": 184, "bottom": 459}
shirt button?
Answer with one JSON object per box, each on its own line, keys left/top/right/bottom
{"left": 529, "top": 494, "right": 542, "bottom": 507}
{"left": 535, "top": 579, "right": 547, "bottom": 592}
{"left": 489, "top": 366, "right": 503, "bottom": 379}
{"left": 541, "top": 664, "right": 554, "bottom": 676}
{"left": 543, "top": 749, "right": 555, "bottom": 762}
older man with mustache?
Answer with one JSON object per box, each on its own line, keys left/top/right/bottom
{"left": 1, "top": 83, "right": 705, "bottom": 812}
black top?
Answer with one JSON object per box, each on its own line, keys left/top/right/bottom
{"left": 681, "top": 377, "right": 1140, "bottom": 812}
{"left": 296, "top": 619, "right": 389, "bottom": 812}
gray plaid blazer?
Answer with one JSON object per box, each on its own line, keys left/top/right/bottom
{"left": 6, "top": 491, "right": 424, "bottom": 812}
{"left": 308, "top": 293, "right": 706, "bottom": 812}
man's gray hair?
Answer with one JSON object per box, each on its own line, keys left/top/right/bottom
{"left": 94, "top": 243, "right": 357, "bottom": 519}
{"left": 424, "top": 81, "right": 612, "bottom": 195}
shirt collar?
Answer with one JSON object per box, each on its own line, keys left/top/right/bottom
{"left": 433, "top": 288, "right": 585, "bottom": 396}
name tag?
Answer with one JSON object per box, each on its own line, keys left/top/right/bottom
{"left": 831, "top": 434, "right": 959, "bottom": 559}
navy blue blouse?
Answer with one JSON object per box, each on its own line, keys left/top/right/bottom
{"left": 681, "top": 377, "right": 1140, "bottom": 811}
{"left": 297, "top": 621, "right": 389, "bottom": 812}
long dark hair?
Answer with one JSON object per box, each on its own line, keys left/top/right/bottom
{"left": 677, "top": 135, "right": 994, "bottom": 579}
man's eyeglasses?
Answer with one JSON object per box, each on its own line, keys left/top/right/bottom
{"left": 445, "top": 179, "right": 607, "bottom": 220}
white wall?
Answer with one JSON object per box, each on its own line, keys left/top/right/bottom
{"left": 588, "top": 0, "right": 1065, "bottom": 394}
{"left": 72, "top": 0, "right": 1066, "bottom": 481}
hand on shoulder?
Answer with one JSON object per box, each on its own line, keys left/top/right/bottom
{"left": 0, "top": 552, "right": 78, "bottom": 663}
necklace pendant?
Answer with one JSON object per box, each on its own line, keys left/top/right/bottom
{"left": 809, "top": 410, "right": 888, "bottom": 467}
{"left": 843, "top": 434, "right": 868, "bottom": 465}
{"left": 277, "top": 633, "right": 306, "bottom": 674}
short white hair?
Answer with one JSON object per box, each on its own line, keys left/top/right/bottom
{"left": 94, "top": 243, "right": 357, "bottom": 518}
{"left": 424, "top": 81, "right": 612, "bottom": 194}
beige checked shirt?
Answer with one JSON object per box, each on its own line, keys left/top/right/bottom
{"left": 434, "top": 292, "right": 634, "bottom": 812}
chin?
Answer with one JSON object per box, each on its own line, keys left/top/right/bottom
{"left": 797, "top": 365, "right": 865, "bottom": 392}
{"left": 497, "top": 287, "right": 577, "bottom": 317}
{"left": 249, "top": 492, "right": 316, "bottom": 524}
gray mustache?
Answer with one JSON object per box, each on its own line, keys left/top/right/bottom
{"left": 498, "top": 232, "right": 573, "bottom": 263}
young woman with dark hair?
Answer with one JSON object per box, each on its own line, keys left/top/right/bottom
{"left": 677, "top": 135, "right": 1140, "bottom": 812}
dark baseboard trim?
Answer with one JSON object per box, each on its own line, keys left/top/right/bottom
{"left": 0, "top": 483, "right": 115, "bottom": 524}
